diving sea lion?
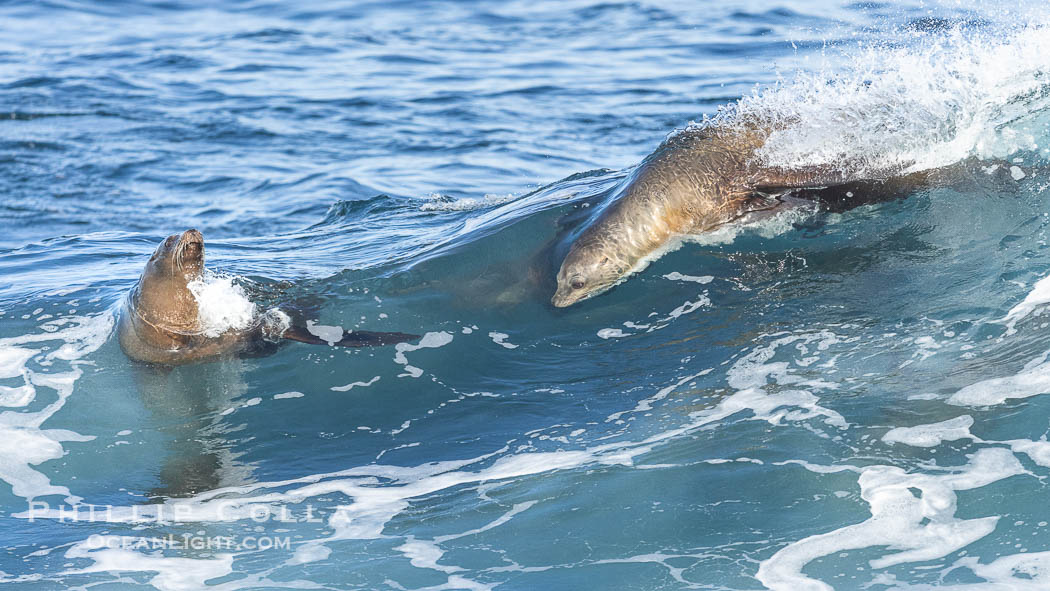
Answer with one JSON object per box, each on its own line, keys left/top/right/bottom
{"left": 118, "top": 229, "right": 419, "bottom": 365}
{"left": 552, "top": 121, "right": 921, "bottom": 307}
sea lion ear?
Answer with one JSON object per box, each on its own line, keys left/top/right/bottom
{"left": 148, "top": 235, "right": 179, "bottom": 264}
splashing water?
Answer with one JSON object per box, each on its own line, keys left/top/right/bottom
{"left": 187, "top": 272, "right": 257, "bottom": 338}
{"left": 734, "top": 22, "right": 1050, "bottom": 176}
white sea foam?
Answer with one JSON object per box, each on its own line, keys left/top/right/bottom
{"left": 387, "top": 500, "right": 538, "bottom": 589}
{"left": 597, "top": 327, "right": 630, "bottom": 339}
{"left": 0, "top": 346, "right": 35, "bottom": 380}
{"left": 933, "top": 551, "right": 1050, "bottom": 590}
{"left": 65, "top": 536, "right": 233, "bottom": 591}
{"left": 662, "top": 272, "right": 713, "bottom": 284}
{"left": 186, "top": 272, "right": 256, "bottom": 338}
{"left": 757, "top": 449, "right": 1025, "bottom": 591}
{"left": 0, "top": 313, "right": 111, "bottom": 504}
{"left": 610, "top": 292, "right": 716, "bottom": 338}
{"left": 883, "top": 415, "right": 975, "bottom": 447}
{"left": 305, "top": 320, "right": 343, "bottom": 345}
{"left": 1000, "top": 274, "right": 1050, "bottom": 335}
{"left": 273, "top": 391, "right": 304, "bottom": 400}
{"left": 908, "top": 392, "right": 940, "bottom": 401}
{"left": 0, "top": 346, "right": 37, "bottom": 409}
{"left": 488, "top": 332, "right": 518, "bottom": 349}
{"left": 876, "top": 414, "right": 1050, "bottom": 470}
{"left": 662, "top": 295, "right": 710, "bottom": 321}
{"left": 288, "top": 542, "right": 330, "bottom": 565}
{"left": 331, "top": 376, "right": 380, "bottom": 392}
{"left": 394, "top": 331, "right": 454, "bottom": 378}
{"left": 420, "top": 192, "right": 518, "bottom": 212}
{"left": 607, "top": 370, "right": 711, "bottom": 423}
{"left": 1005, "top": 439, "right": 1050, "bottom": 468}
{"left": 682, "top": 202, "right": 820, "bottom": 246}
{"left": 396, "top": 538, "right": 464, "bottom": 574}
{"left": 0, "top": 383, "right": 35, "bottom": 408}
{"left": 590, "top": 552, "right": 699, "bottom": 586}
{"left": 947, "top": 351, "right": 1050, "bottom": 406}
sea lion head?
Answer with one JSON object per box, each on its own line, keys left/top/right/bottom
{"left": 552, "top": 239, "right": 629, "bottom": 308}
{"left": 131, "top": 229, "right": 206, "bottom": 334}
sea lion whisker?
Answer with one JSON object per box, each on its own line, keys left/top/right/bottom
{"left": 173, "top": 237, "right": 187, "bottom": 273}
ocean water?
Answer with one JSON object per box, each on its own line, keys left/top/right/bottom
{"left": 4, "top": 0, "right": 1050, "bottom": 589}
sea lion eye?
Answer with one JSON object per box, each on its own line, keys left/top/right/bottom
{"left": 570, "top": 276, "right": 586, "bottom": 290}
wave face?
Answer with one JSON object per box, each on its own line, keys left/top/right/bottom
{"left": 3, "top": 1, "right": 1050, "bottom": 590}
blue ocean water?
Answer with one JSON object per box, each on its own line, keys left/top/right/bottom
{"left": 4, "top": 0, "right": 1050, "bottom": 589}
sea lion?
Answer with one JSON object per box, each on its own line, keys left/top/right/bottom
{"left": 552, "top": 121, "right": 925, "bottom": 307}
{"left": 118, "top": 229, "right": 419, "bottom": 365}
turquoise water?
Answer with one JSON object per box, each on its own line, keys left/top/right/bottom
{"left": 4, "top": 1, "right": 1050, "bottom": 589}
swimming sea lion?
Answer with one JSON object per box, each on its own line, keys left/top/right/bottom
{"left": 118, "top": 229, "right": 419, "bottom": 365}
{"left": 552, "top": 122, "right": 922, "bottom": 307}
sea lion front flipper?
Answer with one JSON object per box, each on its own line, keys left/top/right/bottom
{"left": 331, "top": 330, "right": 421, "bottom": 347}
{"left": 282, "top": 325, "right": 420, "bottom": 348}
{"left": 750, "top": 164, "right": 937, "bottom": 212}
{"left": 749, "top": 158, "right": 931, "bottom": 190}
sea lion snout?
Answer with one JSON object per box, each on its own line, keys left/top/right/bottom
{"left": 551, "top": 292, "right": 570, "bottom": 308}
{"left": 180, "top": 230, "right": 203, "bottom": 255}
{"left": 166, "top": 228, "right": 205, "bottom": 275}
{"left": 551, "top": 285, "right": 582, "bottom": 308}
{"left": 180, "top": 228, "right": 203, "bottom": 247}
